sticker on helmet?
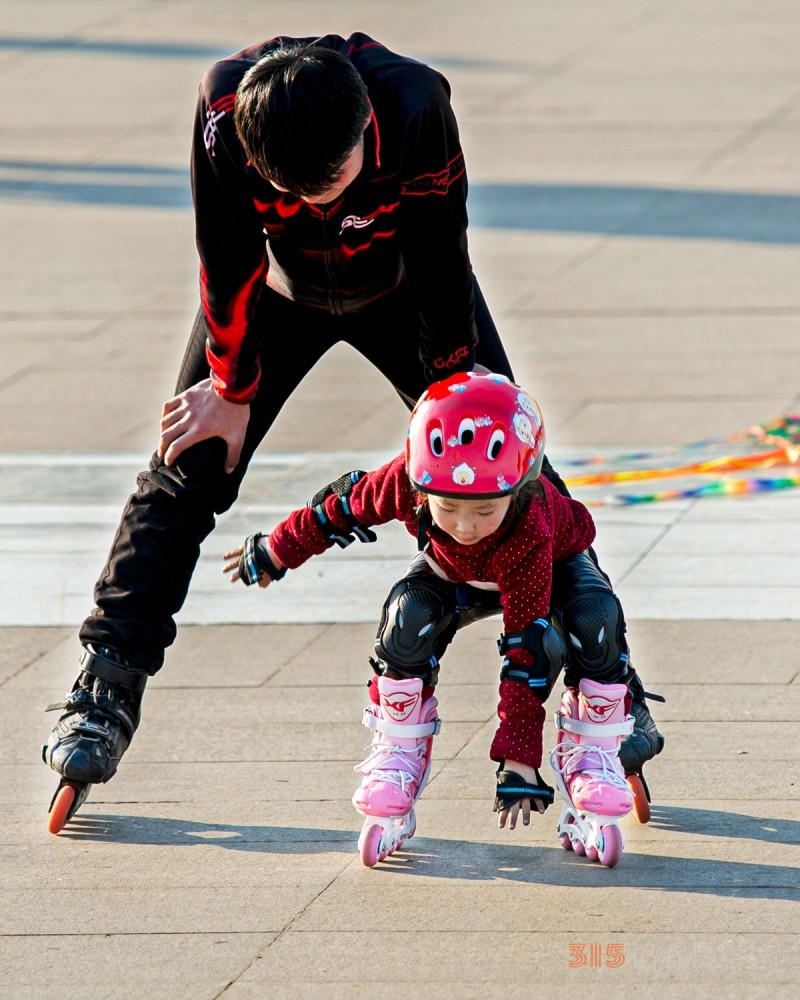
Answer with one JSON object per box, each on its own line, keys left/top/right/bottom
{"left": 516, "top": 392, "right": 540, "bottom": 421}
{"left": 452, "top": 463, "right": 476, "bottom": 485}
{"left": 513, "top": 412, "right": 535, "bottom": 444}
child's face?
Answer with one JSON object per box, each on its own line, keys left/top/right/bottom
{"left": 427, "top": 494, "right": 512, "bottom": 546}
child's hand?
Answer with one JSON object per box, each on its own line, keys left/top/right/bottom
{"left": 494, "top": 794, "right": 546, "bottom": 830}
{"left": 222, "top": 545, "right": 272, "bottom": 588}
{"left": 493, "top": 759, "right": 551, "bottom": 830}
{"left": 222, "top": 545, "right": 244, "bottom": 583}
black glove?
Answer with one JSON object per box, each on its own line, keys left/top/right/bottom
{"left": 237, "top": 533, "right": 287, "bottom": 587}
{"left": 494, "top": 767, "right": 554, "bottom": 812}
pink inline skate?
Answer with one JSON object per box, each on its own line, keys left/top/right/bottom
{"left": 548, "top": 678, "right": 634, "bottom": 868}
{"left": 353, "top": 676, "right": 441, "bottom": 867}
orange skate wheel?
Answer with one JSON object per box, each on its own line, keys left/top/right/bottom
{"left": 627, "top": 773, "right": 651, "bottom": 824}
{"left": 48, "top": 783, "right": 78, "bottom": 835}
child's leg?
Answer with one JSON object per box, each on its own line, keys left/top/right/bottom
{"left": 354, "top": 559, "right": 456, "bottom": 816}
{"left": 353, "top": 561, "right": 459, "bottom": 864}
{"left": 353, "top": 675, "right": 440, "bottom": 817}
{"left": 551, "top": 551, "right": 664, "bottom": 775}
{"left": 551, "top": 678, "right": 634, "bottom": 818}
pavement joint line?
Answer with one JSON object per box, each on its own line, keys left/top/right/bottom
{"left": 209, "top": 863, "right": 356, "bottom": 999}
{"left": 614, "top": 499, "right": 696, "bottom": 585}
{"left": 693, "top": 87, "right": 800, "bottom": 177}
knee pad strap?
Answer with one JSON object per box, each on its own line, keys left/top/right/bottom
{"left": 498, "top": 618, "right": 565, "bottom": 699}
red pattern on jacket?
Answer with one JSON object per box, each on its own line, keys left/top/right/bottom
{"left": 269, "top": 455, "right": 596, "bottom": 768}
{"left": 192, "top": 32, "right": 478, "bottom": 402}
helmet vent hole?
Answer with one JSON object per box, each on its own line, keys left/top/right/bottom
{"left": 487, "top": 427, "right": 505, "bottom": 460}
{"left": 458, "top": 418, "right": 475, "bottom": 445}
{"left": 429, "top": 427, "right": 444, "bottom": 457}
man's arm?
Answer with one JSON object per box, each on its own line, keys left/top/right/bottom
{"left": 396, "top": 72, "right": 478, "bottom": 383}
{"left": 160, "top": 62, "right": 268, "bottom": 470}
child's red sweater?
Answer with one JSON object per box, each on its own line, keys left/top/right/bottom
{"left": 269, "top": 455, "right": 596, "bottom": 768}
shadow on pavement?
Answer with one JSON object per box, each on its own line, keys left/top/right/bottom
{"left": 648, "top": 805, "right": 800, "bottom": 846}
{"left": 51, "top": 808, "right": 800, "bottom": 901}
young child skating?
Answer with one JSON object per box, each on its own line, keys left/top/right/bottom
{"left": 223, "top": 372, "right": 648, "bottom": 867}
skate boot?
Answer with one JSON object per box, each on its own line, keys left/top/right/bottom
{"left": 619, "top": 669, "right": 665, "bottom": 824}
{"left": 352, "top": 676, "right": 441, "bottom": 867}
{"left": 42, "top": 645, "right": 147, "bottom": 834}
{"left": 548, "top": 678, "right": 634, "bottom": 868}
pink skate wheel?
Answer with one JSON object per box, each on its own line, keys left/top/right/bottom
{"left": 48, "top": 783, "right": 77, "bottom": 835}
{"left": 627, "top": 774, "right": 651, "bottom": 824}
{"left": 597, "top": 824, "right": 623, "bottom": 868}
{"left": 571, "top": 838, "right": 586, "bottom": 857}
{"left": 559, "top": 833, "right": 572, "bottom": 852}
{"left": 359, "top": 824, "right": 383, "bottom": 867}
{"left": 585, "top": 844, "right": 599, "bottom": 862}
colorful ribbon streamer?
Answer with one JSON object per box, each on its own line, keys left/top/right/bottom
{"left": 561, "top": 414, "right": 800, "bottom": 506}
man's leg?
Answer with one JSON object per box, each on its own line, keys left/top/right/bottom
{"left": 46, "top": 296, "right": 340, "bottom": 789}
{"left": 80, "top": 295, "right": 338, "bottom": 670}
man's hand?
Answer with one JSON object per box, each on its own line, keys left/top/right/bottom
{"left": 159, "top": 378, "right": 250, "bottom": 473}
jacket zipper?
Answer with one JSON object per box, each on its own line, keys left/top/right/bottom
{"left": 321, "top": 207, "right": 343, "bottom": 316}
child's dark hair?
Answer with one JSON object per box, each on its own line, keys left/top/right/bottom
{"left": 234, "top": 44, "right": 371, "bottom": 197}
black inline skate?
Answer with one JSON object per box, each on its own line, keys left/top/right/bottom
{"left": 42, "top": 645, "right": 147, "bottom": 833}
{"left": 619, "top": 668, "right": 665, "bottom": 824}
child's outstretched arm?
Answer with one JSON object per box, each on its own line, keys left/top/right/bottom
{"left": 221, "top": 454, "right": 415, "bottom": 590}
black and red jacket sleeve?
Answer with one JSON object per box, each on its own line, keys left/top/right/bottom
{"left": 395, "top": 74, "right": 478, "bottom": 384}
{"left": 191, "top": 62, "right": 267, "bottom": 403}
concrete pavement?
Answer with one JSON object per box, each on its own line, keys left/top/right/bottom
{"left": 1, "top": 1, "right": 799, "bottom": 997}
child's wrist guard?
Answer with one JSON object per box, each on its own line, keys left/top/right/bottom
{"left": 238, "top": 533, "right": 287, "bottom": 586}
{"left": 494, "top": 767, "right": 554, "bottom": 812}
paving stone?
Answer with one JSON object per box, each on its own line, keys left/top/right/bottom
{"left": 3, "top": 1, "right": 800, "bottom": 996}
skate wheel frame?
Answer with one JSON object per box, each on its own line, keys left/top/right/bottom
{"left": 555, "top": 807, "right": 625, "bottom": 869}
{"left": 357, "top": 809, "right": 417, "bottom": 867}
{"left": 626, "top": 773, "right": 651, "bottom": 824}
{"left": 47, "top": 782, "right": 89, "bottom": 835}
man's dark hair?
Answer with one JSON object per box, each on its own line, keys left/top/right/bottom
{"left": 234, "top": 44, "right": 371, "bottom": 197}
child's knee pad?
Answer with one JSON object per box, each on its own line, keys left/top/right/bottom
{"left": 560, "top": 590, "right": 630, "bottom": 685}
{"left": 374, "top": 576, "right": 459, "bottom": 684}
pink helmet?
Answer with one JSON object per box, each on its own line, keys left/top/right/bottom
{"left": 406, "top": 372, "right": 546, "bottom": 498}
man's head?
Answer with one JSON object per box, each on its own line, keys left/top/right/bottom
{"left": 234, "top": 43, "right": 371, "bottom": 202}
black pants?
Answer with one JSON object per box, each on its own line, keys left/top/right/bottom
{"left": 80, "top": 279, "right": 525, "bottom": 672}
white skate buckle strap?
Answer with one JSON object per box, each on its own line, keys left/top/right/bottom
{"left": 555, "top": 712, "right": 634, "bottom": 739}
{"left": 361, "top": 708, "right": 441, "bottom": 740}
